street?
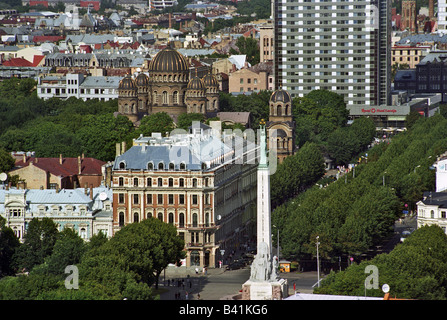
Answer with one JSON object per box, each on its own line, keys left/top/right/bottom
{"left": 159, "top": 266, "right": 319, "bottom": 300}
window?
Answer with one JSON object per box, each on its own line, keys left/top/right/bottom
{"left": 133, "top": 194, "right": 139, "bottom": 204}
{"left": 192, "top": 213, "right": 198, "bottom": 227}
{"left": 180, "top": 163, "right": 186, "bottom": 170}
{"left": 162, "top": 91, "right": 168, "bottom": 104}
{"left": 158, "top": 178, "right": 163, "bottom": 187}
{"left": 169, "top": 162, "right": 175, "bottom": 170}
{"left": 119, "top": 162, "right": 126, "bottom": 169}
{"left": 147, "top": 194, "right": 152, "bottom": 204}
{"left": 133, "top": 178, "right": 139, "bottom": 186}
{"left": 179, "top": 213, "right": 185, "bottom": 228}
{"left": 179, "top": 194, "right": 185, "bottom": 204}
{"left": 168, "top": 194, "right": 174, "bottom": 204}
{"left": 169, "top": 212, "right": 174, "bottom": 224}
{"left": 158, "top": 194, "right": 163, "bottom": 204}
{"left": 119, "top": 177, "right": 124, "bottom": 186}
{"left": 119, "top": 212, "right": 125, "bottom": 226}
{"left": 158, "top": 212, "right": 163, "bottom": 221}
{"left": 147, "top": 178, "right": 152, "bottom": 187}
{"left": 134, "top": 212, "right": 139, "bottom": 223}
{"left": 192, "top": 195, "right": 198, "bottom": 205}
{"left": 148, "top": 162, "right": 154, "bottom": 170}
{"left": 193, "top": 178, "right": 197, "bottom": 187}
{"left": 119, "top": 193, "right": 125, "bottom": 203}
{"left": 169, "top": 178, "right": 174, "bottom": 187}
{"left": 179, "top": 178, "right": 185, "bottom": 187}
{"left": 158, "top": 162, "right": 164, "bottom": 170}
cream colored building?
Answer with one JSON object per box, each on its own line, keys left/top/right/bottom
{"left": 259, "top": 24, "right": 274, "bottom": 63}
{"left": 111, "top": 123, "right": 258, "bottom": 268}
{"left": 228, "top": 62, "right": 273, "bottom": 94}
{"left": 391, "top": 45, "right": 430, "bottom": 68}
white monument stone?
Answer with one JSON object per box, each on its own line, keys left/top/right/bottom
{"left": 242, "top": 121, "right": 288, "bottom": 300}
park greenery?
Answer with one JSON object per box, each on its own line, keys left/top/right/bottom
{"left": 1, "top": 77, "right": 447, "bottom": 299}
{"left": 0, "top": 216, "right": 184, "bottom": 299}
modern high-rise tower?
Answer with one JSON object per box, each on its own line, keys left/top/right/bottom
{"left": 274, "top": 0, "right": 391, "bottom": 115}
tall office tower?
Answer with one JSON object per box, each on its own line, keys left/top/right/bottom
{"left": 274, "top": 0, "right": 391, "bottom": 115}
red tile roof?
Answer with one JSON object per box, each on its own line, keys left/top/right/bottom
{"left": 13, "top": 156, "right": 106, "bottom": 177}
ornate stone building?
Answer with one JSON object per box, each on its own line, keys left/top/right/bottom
{"left": 118, "top": 46, "right": 220, "bottom": 124}
{"left": 266, "top": 89, "right": 296, "bottom": 163}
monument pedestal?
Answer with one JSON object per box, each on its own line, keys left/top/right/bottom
{"left": 242, "top": 279, "right": 288, "bottom": 300}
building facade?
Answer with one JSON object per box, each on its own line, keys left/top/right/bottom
{"left": 37, "top": 73, "right": 122, "bottom": 101}
{"left": 111, "top": 125, "right": 258, "bottom": 267}
{"left": 274, "top": 0, "right": 391, "bottom": 115}
{"left": 118, "top": 46, "right": 220, "bottom": 123}
{"left": 0, "top": 186, "right": 113, "bottom": 242}
{"left": 266, "top": 89, "right": 296, "bottom": 163}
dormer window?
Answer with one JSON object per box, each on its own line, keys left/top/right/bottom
{"left": 119, "top": 161, "right": 126, "bottom": 170}
{"left": 158, "top": 162, "right": 164, "bottom": 170}
{"left": 148, "top": 162, "right": 154, "bottom": 170}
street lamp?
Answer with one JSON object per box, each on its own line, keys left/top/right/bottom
{"left": 316, "top": 235, "right": 320, "bottom": 288}
{"left": 273, "top": 225, "right": 280, "bottom": 259}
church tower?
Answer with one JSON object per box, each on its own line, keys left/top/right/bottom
{"left": 117, "top": 74, "right": 139, "bottom": 124}
{"left": 266, "top": 89, "right": 295, "bottom": 163}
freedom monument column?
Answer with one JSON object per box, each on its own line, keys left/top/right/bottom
{"left": 242, "top": 121, "right": 288, "bottom": 300}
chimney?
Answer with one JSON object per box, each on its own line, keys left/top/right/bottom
{"left": 59, "top": 154, "right": 63, "bottom": 165}
{"left": 169, "top": 12, "right": 172, "bottom": 29}
{"left": 429, "top": 0, "right": 434, "bottom": 18}
{"left": 121, "top": 141, "right": 126, "bottom": 153}
{"left": 78, "top": 156, "right": 82, "bottom": 175}
{"left": 23, "top": 154, "right": 26, "bottom": 163}
{"left": 84, "top": 183, "right": 88, "bottom": 195}
{"left": 116, "top": 143, "right": 121, "bottom": 157}
{"left": 90, "top": 184, "right": 93, "bottom": 200}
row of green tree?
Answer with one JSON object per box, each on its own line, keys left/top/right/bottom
{"left": 315, "top": 225, "right": 447, "bottom": 300}
{"left": 0, "top": 217, "right": 184, "bottom": 300}
{"left": 272, "top": 113, "right": 447, "bottom": 264}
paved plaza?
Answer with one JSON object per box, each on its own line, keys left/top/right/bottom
{"left": 158, "top": 266, "right": 319, "bottom": 300}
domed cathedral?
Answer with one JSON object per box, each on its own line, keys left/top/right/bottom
{"left": 117, "top": 74, "right": 139, "bottom": 124}
{"left": 117, "top": 44, "right": 221, "bottom": 124}
{"left": 266, "top": 89, "right": 296, "bottom": 163}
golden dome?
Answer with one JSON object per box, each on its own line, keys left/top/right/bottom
{"left": 202, "top": 72, "right": 219, "bottom": 88}
{"left": 270, "top": 89, "right": 291, "bottom": 103}
{"left": 187, "top": 76, "right": 205, "bottom": 90}
{"left": 119, "top": 75, "right": 136, "bottom": 90}
{"left": 148, "top": 47, "right": 189, "bottom": 73}
{"left": 135, "top": 72, "right": 149, "bottom": 87}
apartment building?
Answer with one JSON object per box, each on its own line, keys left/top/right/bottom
{"left": 111, "top": 124, "right": 258, "bottom": 267}
{"left": 274, "top": 0, "right": 391, "bottom": 114}
{"left": 37, "top": 73, "right": 122, "bottom": 101}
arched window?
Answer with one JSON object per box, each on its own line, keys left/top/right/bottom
{"left": 180, "top": 162, "right": 186, "bottom": 170}
{"left": 173, "top": 91, "right": 178, "bottom": 104}
{"left": 169, "top": 212, "right": 174, "bottom": 224}
{"left": 158, "top": 162, "right": 164, "bottom": 170}
{"left": 119, "top": 212, "right": 125, "bottom": 226}
{"left": 134, "top": 212, "right": 139, "bottom": 223}
{"left": 148, "top": 162, "right": 154, "bottom": 170}
{"left": 179, "top": 178, "right": 185, "bottom": 187}
{"left": 147, "top": 212, "right": 152, "bottom": 219}
{"left": 169, "top": 162, "right": 175, "bottom": 170}
{"left": 192, "top": 213, "right": 198, "bottom": 227}
{"left": 158, "top": 212, "right": 163, "bottom": 221}
{"left": 162, "top": 91, "right": 168, "bottom": 104}
{"left": 119, "top": 161, "right": 126, "bottom": 169}
{"left": 179, "top": 213, "right": 185, "bottom": 228}
{"left": 277, "top": 105, "right": 282, "bottom": 116}
{"left": 205, "top": 212, "right": 210, "bottom": 227}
